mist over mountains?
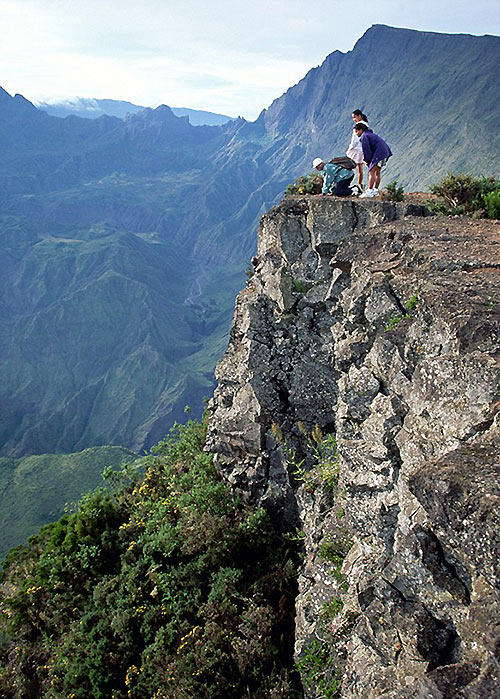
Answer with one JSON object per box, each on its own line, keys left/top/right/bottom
{"left": 1, "top": 24, "right": 499, "bottom": 460}
{"left": 35, "top": 97, "right": 234, "bottom": 126}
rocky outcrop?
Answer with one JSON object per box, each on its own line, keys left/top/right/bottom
{"left": 206, "top": 196, "right": 500, "bottom": 697}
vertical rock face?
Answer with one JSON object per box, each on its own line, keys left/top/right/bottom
{"left": 206, "top": 196, "right": 500, "bottom": 697}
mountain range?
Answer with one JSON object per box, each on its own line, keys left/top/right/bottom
{"left": 1, "top": 24, "right": 499, "bottom": 463}
{"left": 35, "top": 97, "right": 234, "bottom": 125}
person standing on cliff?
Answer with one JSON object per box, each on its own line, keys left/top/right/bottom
{"left": 312, "top": 158, "right": 354, "bottom": 196}
{"left": 346, "top": 109, "right": 371, "bottom": 191}
{"left": 354, "top": 123, "right": 392, "bottom": 198}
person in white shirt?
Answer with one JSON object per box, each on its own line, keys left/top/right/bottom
{"left": 346, "top": 109, "right": 371, "bottom": 191}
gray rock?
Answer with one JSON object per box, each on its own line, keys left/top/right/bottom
{"left": 206, "top": 196, "right": 500, "bottom": 697}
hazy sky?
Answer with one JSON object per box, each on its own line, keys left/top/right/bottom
{"left": 1, "top": 0, "right": 498, "bottom": 120}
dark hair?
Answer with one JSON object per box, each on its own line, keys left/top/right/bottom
{"left": 354, "top": 122, "right": 369, "bottom": 133}
{"left": 352, "top": 109, "right": 368, "bottom": 122}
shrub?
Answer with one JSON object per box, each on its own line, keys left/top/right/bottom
{"left": 429, "top": 173, "right": 499, "bottom": 217}
{"left": 0, "top": 415, "right": 300, "bottom": 698}
{"left": 286, "top": 171, "right": 323, "bottom": 195}
{"left": 277, "top": 423, "right": 340, "bottom": 493}
{"left": 484, "top": 189, "right": 500, "bottom": 219}
{"left": 383, "top": 180, "right": 405, "bottom": 202}
{"left": 296, "top": 637, "right": 343, "bottom": 698}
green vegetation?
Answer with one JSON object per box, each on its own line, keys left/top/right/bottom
{"left": 296, "top": 524, "right": 353, "bottom": 698}
{"left": 272, "top": 420, "right": 353, "bottom": 697}
{"left": 272, "top": 422, "right": 340, "bottom": 493}
{"left": 0, "top": 417, "right": 300, "bottom": 698}
{"left": 318, "top": 533, "right": 352, "bottom": 589}
{"left": 285, "top": 171, "right": 323, "bottom": 195}
{"left": 321, "top": 598, "right": 344, "bottom": 620}
{"left": 296, "top": 638, "right": 343, "bottom": 698}
{"left": 292, "top": 279, "right": 310, "bottom": 294}
{"left": 0, "top": 446, "right": 136, "bottom": 561}
{"left": 484, "top": 189, "right": 500, "bottom": 219}
{"left": 383, "top": 180, "right": 405, "bottom": 202}
{"left": 385, "top": 293, "right": 419, "bottom": 331}
{"left": 429, "top": 174, "right": 500, "bottom": 217}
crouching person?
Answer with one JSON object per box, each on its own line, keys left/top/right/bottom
{"left": 313, "top": 158, "right": 354, "bottom": 196}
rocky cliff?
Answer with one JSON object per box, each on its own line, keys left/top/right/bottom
{"left": 206, "top": 197, "right": 500, "bottom": 697}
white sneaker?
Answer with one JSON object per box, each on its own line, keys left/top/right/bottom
{"left": 359, "top": 189, "right": 375, "bottom": 199}
{"left": 372, "top": 188, "right": 379, "bottom": 196}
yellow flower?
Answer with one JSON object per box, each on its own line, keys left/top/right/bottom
{"left": 125, "top": 665, "right": 140, "bottom": 686}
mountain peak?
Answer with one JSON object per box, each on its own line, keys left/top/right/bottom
{"left": 0, "top": 86, "right": 12, "bottom": 101}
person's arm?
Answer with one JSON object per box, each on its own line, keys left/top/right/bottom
{"left": 321, "top": 164, "right": 332, "bottom": 194}
{"left": 361, "top": 135, "right": 373, "bottom": 165}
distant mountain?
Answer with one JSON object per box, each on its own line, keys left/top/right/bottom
{"left": 36, "top": 96, "right": 234, "bottom": 126}
{"left": 0, "top": 25, "right": 498, "bottom": 460}
{"left": 170, "top": 106, "right": 234, "bottom": 126}
{"left": 0, "top": 445, "right": 136, "bottom": 560}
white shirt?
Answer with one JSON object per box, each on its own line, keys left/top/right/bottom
{"left": 346, "top": 121, "right": 370, "bottom": 164}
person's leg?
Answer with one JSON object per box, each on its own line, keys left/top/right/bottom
{"left": 356, "top": 163, "right": 363, "bottom": 186}
{"left": 368, "top": 167, "right": 376, "bottom": 190}
{"left": 373, "top": 165, "right": 381, "bottom": 189}
{"left": 335, "top": 175, "right": 354, "bottom": 196}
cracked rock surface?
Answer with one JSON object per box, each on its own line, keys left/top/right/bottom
{"left": 206, "top": 196, "right": 499, "bottom": 697}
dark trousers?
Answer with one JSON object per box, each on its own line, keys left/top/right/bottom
{"left": 334, "top": 175, "right": 354, "bottom": 196}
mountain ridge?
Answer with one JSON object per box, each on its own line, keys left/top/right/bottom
{"left": 35, "top": 96, "right": 235, "bottom": 126}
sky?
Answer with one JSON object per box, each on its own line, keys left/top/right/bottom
{"left": 1, "top": 0, "right": 499, "bottom": 121}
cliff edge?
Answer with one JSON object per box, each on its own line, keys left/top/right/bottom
{"left": 207, "top": 196, "right": 499, "bottom": 697}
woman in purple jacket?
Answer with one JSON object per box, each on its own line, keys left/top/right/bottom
{"left": 354, "top": 123, "right": 392, "bottom": 198}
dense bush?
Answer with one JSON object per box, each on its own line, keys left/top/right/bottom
{"left": 286, "top": 171, "right": 323, "bottom": 195}
{"left": 0, "top": 416, "right": 300, "bottom": 698}
{"left": 429, "top": 173, "right": 500, "bottom": 217}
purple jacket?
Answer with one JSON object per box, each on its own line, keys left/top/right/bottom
{"left": 360, "top": 131, "right": 392, "bottom": 169}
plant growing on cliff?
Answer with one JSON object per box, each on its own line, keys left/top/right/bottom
{"left": 385, "top": 293, "right": 419, "bottom": 331}
{"left": 318, "top": 532, "right": 352, "bottom": 588}
{"left": 382, "top": 180, "right": 405, "bottom": 202}
{"left": 0, "top": 415, "right": 300, "bottom": 698}
{"left": 273, "top": 422, "right": 340, "bottom": 493}
{"left": 296, "top": 637, "right": 343, "bottom": 698}
{"left": 293, "top": 278, "right": 310, "bottom": 294}
{"left": 286, "top": 171, "right": 323, "bottom": 195}
{"left": 429, "top": 173, "right": 499, "bottom": 217}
